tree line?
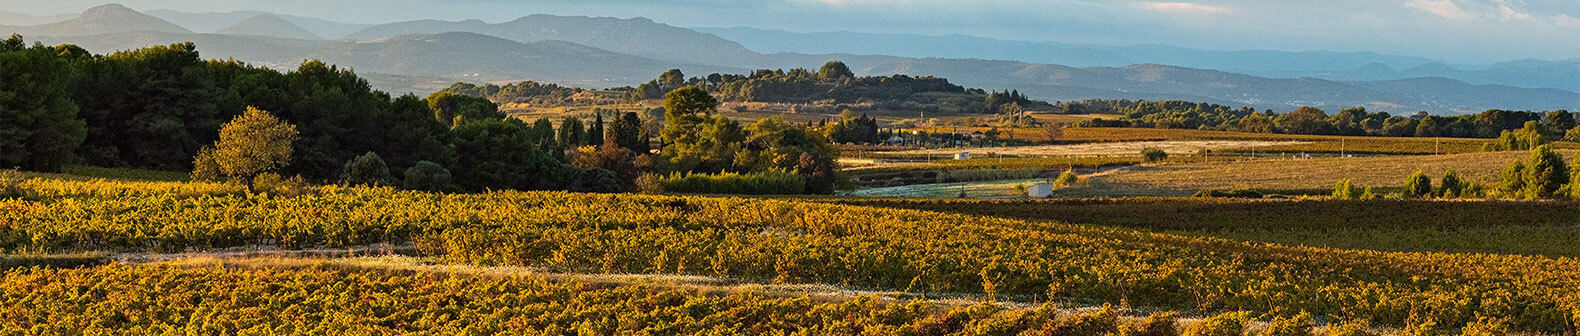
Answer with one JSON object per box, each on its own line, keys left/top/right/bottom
{"left": 623, "top": 63, "right": 967, "bottom": 104}
{"left": 1070, "top": 98, "right": 1576, "bottom": 140}
{"left": 0, "top": 35, "right": 839, "bottom": 194}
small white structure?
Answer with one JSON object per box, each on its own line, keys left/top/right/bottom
{"left": 954, "top": 152, "right": 971, "bottom": 160}
{"left": 1027, "top": 182, "right": 1054, "bottom": 198}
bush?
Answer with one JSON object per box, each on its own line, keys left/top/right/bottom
{"left": 656, "top": 170, "right": 807, "bottom": 195}
{"left": 1404, "top": 170, "right": 1432, "bottom": 198}
{"left": 1054, "top": 170, "right": 1079, "bottom": 188}
{"left": 1194, "top": 189, "right": 1262, "bottom": 198}
{"left": 1332, "top": 179, "right": 1354, "bottom": 200}
{"left": 1124, "top": 312, "right": 1179, "bottom": 336}
{"left": 1184, "top": 311, "right": 1248, "bottom": 336}
{"left": 1260, "top": 311, "right": 1313, "bottom": 336}
{"left": 1359, "top": 186, "right": 1378, "bottom": 200}
{"left": 251, "top": 173, "right": 314, "bottom": 197}
{"left": 1439, "top": 169, "right": 1466, "bottom": 198}
{"left": 565, "top": 167, "right": 625, "bottom": 193}
{"left": 340, "top": 152, "right": 396, "bottom": 187}
{"left": 402, "top": 161, "right": 454, "bottom": 192}
{"left": 0, "top": 170, "right": 25, "bottom": 199}
{"left": 1142, "top": 148, "right": 1169, "bottom": 162}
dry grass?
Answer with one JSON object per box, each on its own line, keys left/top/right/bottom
{"left": 1091, "top": 150, "right": 1544, "bottom": 193}
{"left": 885, "top": 140, "right": 1305, "bottom": 157}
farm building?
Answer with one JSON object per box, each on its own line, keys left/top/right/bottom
{"left": 1027, "top": 182, "right": 1054, "bottom": 198}
{"left": 954, "top": 152, "right": 971, "bottom": 160}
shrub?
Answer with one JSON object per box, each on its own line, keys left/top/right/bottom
{"left": 1521, "top": 144, "right": 1569, "bottom": 199}
{"left": 1260, "top": 311, "right": 1313, "bottom": 336}
{"left": 1404, "top": 170, "right": 1432, "bottom": 198}
{"left": 656, "top": 170, "right": 806, "bottom": 195}
{"left": 402, "top": 161, "right": 454, "bottom": 192}
{"left": 1498, "top": 160, "right": 1526, "bottom": 197}
{"left": 0, "top": 170, "right": 24, "bottom": 199}
{"left": 1194, "top": 189, "right": 1262, "bottom": 198}
{"left": 1438, "top": 169, "right": 1465, "bottom": 198}
{"left": 340, "top": 152, "right": 396, "bottom": 187}
{"left": 1045, "top": 304, "right": 1120, "bottom": 335}
{"left": 251, "top": 173, "right": 314, "bottom": 197}
{"left": 1124, "top": 312, "right": 1179, "bottom": 336}
{"left": 1054, "top": 170, "right": 1079, "bottom": 188}
{"left": 1142, "top": 148, "right": 1169, "bottom": 162}
{"left": 1325, "top": 319, "right": 1377, "bottom": 336}
{"left": 1359, "top": 186, "right": 1378, "bottom": 200}
{"left": 1184, "top": 311, "right": 1249, "bottom": 336}
{"left": 1332, "top": 179, "right": 1354, "bottom": 200}
{"left": 565, "top": 167, "right": 625, "bottom": 193}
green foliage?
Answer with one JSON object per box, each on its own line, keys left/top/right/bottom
{"left": 1260, "top": 311, "right": 1313, "bottom": 336}
{"left": 1400, "top": 316, "right": 1438, "bottom": 336}
{"left": 1499, "top": 160, "right": 1527, "bottom": 197}
{"left": 1332, "top": 178, "right": 1354, "bottom": 200}
{"left": 654, "top": 170, "right": 806, "bottom": 195}
{"left": 193, "top": 107, "right": 298, "bottom": 183}
{"left": 1520, "top": 144, "right": 1569, "bottom": 199}
{"left": 340, "top": 152, "right": 396, "bottom": 187}
{"left": 824, "top": 110, "right": 881, "bottom": 144}
{"left": 401, "top": 161, "right": 453, "bottom": 192}
{"left": 249, "top": 172, "right": 314, "bottom": 197}
{"left": 565, "top": 167, "right": 624, "bottom": 193}
{"left": 817, "top": 61, "right": 854, "bottom": 80}
{"left": 1055, "top": 170, "right": 1079, "bottom": 188}
{"left": 1485, "top": 120, "right": 1546, "bottom": 151}
{"left": 435, "top": 81, "right": 591, "bottom": 107}
{"left": 450, "top": 119, "right": 562, "bottom": 191}
{"left": 609, "top": 112, "right": 647, "bottom": 152}
{"left": 0, "top": 34, "right": 87, "bottom": 172}
{"left": 557, "top": 117, "right": 587, "bottom": 150}
{"left": 1438, "top": 169, "right": 1466, "bottom": 198}
{"left": 1124, "top": 312, "right": 1179, "bottom": 336}
{"left": 1142, "top": 148, "right": 1169, "bottom": 162}
{"left": 1359, "top": 186, "right": 1377, "bottom": 200}
{"left": 1562, "top": 126, "right": 1580, "bottom": 142}
{"left": 1324, "top": 319, "right": 1377, "bottom": 336}
{"left": 661, "top": 87, "right": 742, "bottom": 173}
{"left": 0, "top": 170, "right": 24, "bottom": 199}
{"left": 425, "top": 92, "right": 503, "bottom": 127}
{"left": 1459, "top": 315, "right": 1511, "bottom": 336}
{"left": 1184, "top": 311, "right": 1249, "bottom": 336}
{"left": 1403, "top": 170, "right": 1432, "bottom": 198}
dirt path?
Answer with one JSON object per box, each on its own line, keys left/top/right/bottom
{"left": 888, "top": 140, "right": 1307, "bottom": 157}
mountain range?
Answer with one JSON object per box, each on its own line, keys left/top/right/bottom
{"left": 3, "top": 4, "right": 1575, "bottom": 114}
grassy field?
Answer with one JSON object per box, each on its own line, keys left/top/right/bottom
{"left": 834, "top": 197, "right": 1580, "bottom": 258}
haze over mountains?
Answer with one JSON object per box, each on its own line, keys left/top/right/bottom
{"left": 4, "top": 4, "right": 1575, "bottom": 114}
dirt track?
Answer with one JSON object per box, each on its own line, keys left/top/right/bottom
{"left": 888, "top": 140, "right": 1307, "bottom": 157}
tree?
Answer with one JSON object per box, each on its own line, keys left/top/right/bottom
{"left": 1521, "top": 144, "right": 1569, "bottom": 199}
{"left": 1055, "top": 170, "right": 1079, "bottom": 188}
{"left": 1043, "top": 122, "right": 1065, "bottom": 143}
{"left": 1404, "top": 170, "right": 1432, "bottom": 198}
{"left": 610, "top": 112, "right": 647, "bottom": 153}
{"left": 1499, "top": 160, "right": 1527, "bottom": 198}
{"left": 528, "top": 117, "right": 559, "bottom": 151}
{"left": 0, "top": 34, "right": 87, "bottom": 172}
{"left": 658, "top": 69, "right": 686, "bottom": 88}
{"left": 426, "top": 92, "right": 503, "bottom": 127}
{"left": 192, "top": 106, "right": 299, "bottom": 185}
{"left": 340, "top": 152, "right": 396, "bottom": 187}
{"left": 565, "top": 167, "right": 625, "bottom": 193}
{"left": 1276, "top": 106, "right": 1333, "bottom": 135}
{"left": 450, "top": 119, "right": 563, "bottom": 191}
{"left": 1332, "top": 179, "right": 1355, "bottom": 200}
{"left": 1546, "top": 110, "right": 1575, "bottom": 135}
{"left": 402, "top": 161, "right": 454, "bottom": 192}
{"left": 661, "top": 87, "right": 740, "bottom": 173}
{"left": 817, "top": 61, "right": 853, "bottom": 80}
{"left": 557, "top": 117, "right": 587, "bottom": 150}
{"left": 587, "top": 112, "right": 606, "bottom": 146}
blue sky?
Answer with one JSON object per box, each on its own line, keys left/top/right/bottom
{"left": 10, "top": 0, "right": 1580, "bottom": 63}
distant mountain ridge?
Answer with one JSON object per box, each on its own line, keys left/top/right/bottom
{"left": 145, "top": 9, "right": 371, "bottom": 38}
{"left": 344, "top": 15, "right": 759, "bottom": 65}
{"left": 216, "top": 14, "right": 322, "bottom": 40}
{"left": 0, "top": 4, "right": 192, "bottom": 37}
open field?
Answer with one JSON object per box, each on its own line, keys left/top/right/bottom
{"left": 1088, "top": 150, "right": 1538, "bottom": 194}
{"left": 834, "top": 197, "right": 1580, "bottom": 258}
{"left": 885, "top": 140, "right": 1306, "bottom": 157}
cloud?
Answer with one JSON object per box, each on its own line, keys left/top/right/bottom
{"left": 1405, "top": 0, "right": 1471, "bottom": 19}
{"left": 1137, "top": 2, "right": 1231, "bottom": 14}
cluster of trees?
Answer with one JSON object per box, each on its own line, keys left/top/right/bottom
{"left": 1334, "top": 145, "right": 1580, "bottom": 201}
{"left": 983, "top": 90, "right": 1033, "bottom": 114}
{"left": 435, "top": 81, "right": 589, "bottom": 106}
{"left": 0, "top": 35, "right": 838, "bottom": 194}
{"left": 624, "top": 63, "right": 967, "bottom": 105}
{"left": 1070, "top": 98, "right": 1577, "bottom": 141}
{"left": 823, "top": 111, "right": 881, "bottom": 144}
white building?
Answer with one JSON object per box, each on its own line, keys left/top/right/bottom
{"left": 1027, "top": 183, "right": 1054, "bottom": 198}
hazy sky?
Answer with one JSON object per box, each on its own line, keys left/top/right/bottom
{"left": 9, "top": 0, "right": 1580, "bottom": 64}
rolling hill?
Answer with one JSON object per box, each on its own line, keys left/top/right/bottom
{"left": 146, "top": 9, "right": 372, "bottom": 38}
{"left": 215, "top": 14, "right": 322, "bottom": 40}
{"left": 0, "top": 4, "right": 191, "bottom": 37}
{"left": 344, "top": 15, "right": 759, "bottom": 65}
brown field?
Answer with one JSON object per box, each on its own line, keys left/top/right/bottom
{"left": 1088, "top": 150, "right": 1544, "bottom": 194}
{"left": 886, "top": 140, "right": 1305, "bottom": 157}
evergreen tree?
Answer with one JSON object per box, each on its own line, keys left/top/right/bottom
{"left": 402, "top": 161, "right": 454, "bottom": 192}
{"left": 0, "top": 34, "right": 86, "bottom": 172}
{"left": 340, "top": 152, "right": 396, "bottom": 187}
{"left": 1404, "top": 170, "right": 1432, "bottom": 198}
{"left": 1439, "top": 169, "right": 1466, "bottom": 198}
{"left": 1332, "top": 178, "right": 1355, "bottom": 200}
{"left": 1521, "top": 144, "right": 1568, "bottom": 199}
{"left": 588, "top": 112, "right": 605, "bottom": 146}
{"left": 558, "top": 117, "right": 587, "bottom": 150}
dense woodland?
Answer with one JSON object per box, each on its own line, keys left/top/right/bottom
{"left": 1066, "top": 99, "right": 1576, "bottom": 140}
{"left": 0, "top": 35, "right": 838, "bottom": 194}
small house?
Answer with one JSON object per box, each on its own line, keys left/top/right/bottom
{"left": 954, "top": 152, "right": 971, "bottom": 160}
{"left": 1027, "top": 183, "right": 1054, "bottom": 198}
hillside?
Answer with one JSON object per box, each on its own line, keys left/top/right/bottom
{"left": 214, "top": 14, "right": 322, "bottom": 40}
{"left": 0, "top": 10, "right": 74, "bottom": 26}
{"left": 344, "top": 15, "right": 760, "bottom": 65}
{"left": 0, "top": 4, "right": 191, "bottom": 37}
{"left": 146, "top": 9, "right": 372, "bottom": 38}
{"left": 31, "top": 31, "right": 742, "bottom": 92}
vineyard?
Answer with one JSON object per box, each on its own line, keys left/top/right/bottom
{"left": 2, "top": 176, "right": 1580, "bottom": 332}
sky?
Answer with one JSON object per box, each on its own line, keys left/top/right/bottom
{"left": 8, "top": 0, "right": 1580, "bottom": 64}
